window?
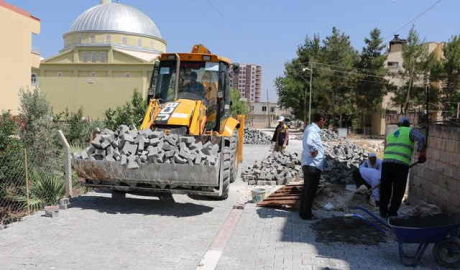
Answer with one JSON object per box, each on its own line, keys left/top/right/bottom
{"left": 150, "top": 40, "right": 154, "bottom": 47}
{"left": 57, "top": 72, "right": 63, "bottom": 77}
{"left": 138, "top": 38, "right": 142, "bottom": 47}
{"left": 270, "top": 107, "right": 275, "bottom": 113}
{"left": 262, "top": 106, "right": 267, "bottom": 112}
{"left": 91, "top": 72, "right": 97, "bottom": 77}
{"left": 388, "top": 62, "right": 399, "bottom": 68}
{"left": 100, "top": 52, "right": 107, "bottom": 63}
{"left": 106, "top": 35, "right": 111, "bottom": 43}
{"left": 77, "top": 35, "right": 82, "bottom": 44}
{"left": 126, "top": 73, "right": 131, "bottom": 78}
{"left": 90, "top": 35, "right": 96, "bottom": 43}
{"left": 122, "top": 36, "right": 127, "bottom": 45}
{"left": 91, "top": 52, "right": 98, "bottom": 63}
{"left": 31, "top": 74, "right": 37, "bottom": 85}
{"left": 82, "top": 52, "right": 89, "bottom": 62}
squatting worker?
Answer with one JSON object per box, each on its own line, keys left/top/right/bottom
{"left": 299, "top": 111, "right": 327, "bottom": 220}
{"left": 380, "top": 117, "right": 426, "bottom": 218}
{"left": 354, "top": 153, "right": 382, "bottom": 206}
{"left": 272, "top": 116, "right": 289, "bottom": 152}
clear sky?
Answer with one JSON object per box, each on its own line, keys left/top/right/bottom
{"left": 8, "top": 0, "right": 456, "bottom": 102}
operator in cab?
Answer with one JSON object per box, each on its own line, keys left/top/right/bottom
{"left": 183, "top": 71, "right": 205, "bottom": 97}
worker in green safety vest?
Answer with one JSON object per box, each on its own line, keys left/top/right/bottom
{"left": 380, "top": 117, "right": 426, "bottom": 218}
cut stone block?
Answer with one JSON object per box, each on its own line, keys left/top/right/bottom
{"left": 120, "top": 155, "right": 127, "bottom": 165}
{"left": 44, "top": 206, "right": 59, "bottom": 218}
{"left": 162, "top": 143, "right": 174, "bottom": 151}
{"left": 165, "top": 150, "right": 175, "bottom": 158}
{"left": 174, "top": 154, "right": 187, "bottom": 164}
{"left": 123, "top": 134, "right": 134, "bottom": 143}
{"left": 118, "top": 125, "right": 129, "bottom": 134}
{"left": 90, "top": 135, "right": 103, "bottom": 148}
{"left": 79, "top": 150, "right": 89, "bottom": 160}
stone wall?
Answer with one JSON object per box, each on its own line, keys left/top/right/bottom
{"left": 409, "top": 124, "right": 460, "bottom": 213}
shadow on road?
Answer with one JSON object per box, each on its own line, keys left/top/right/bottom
{"left": 70, "top": 195, "right": 214, "bottom": 217}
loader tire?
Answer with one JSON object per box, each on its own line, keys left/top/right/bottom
{"left": 112, "top": 190, "right": 126, "bottom": 200}
{"left": 215, "top": 141, "right": 232, "bottom": 200}
{"left": 229, "top": 128, "right": 239, "bottom": 183}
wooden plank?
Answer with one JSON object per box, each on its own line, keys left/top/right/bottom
{"left": 261, "top": 196, "right": 300, "bottom": 201}
{"left": 257, "top": 200, "right": 299, "bottom": 206}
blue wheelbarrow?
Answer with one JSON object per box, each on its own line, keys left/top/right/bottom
{"left": 346, "top": 207, "right": 460, "bottom": 268}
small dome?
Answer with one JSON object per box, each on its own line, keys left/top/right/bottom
{"left": 68, "top": 2, "right": 162, "bottom": 39}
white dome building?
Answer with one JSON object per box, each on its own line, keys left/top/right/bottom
{"left": 36, "top": 0, "right": 167, "bottom": 118}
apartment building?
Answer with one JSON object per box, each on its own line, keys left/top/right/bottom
{"left": 0, "top": 0, "right": 41, "bottom": 114}
{"left": 230, "top": 64, "right": 262, "bottom": 102}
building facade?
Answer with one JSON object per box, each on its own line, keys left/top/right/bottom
{"left": 0, "top": 0, "right": 40, "bottom": 114}
{"left": 36, "top": 0, "right": 167, "bottom": 119}
{"left": 247, "top": 102, "right": 292, "bottom": 128}
{"left": 366, "top": 35, "right": 444, "bottom": 135}
{"left": 230, "top": 64, "right": 262, "bottom": 102}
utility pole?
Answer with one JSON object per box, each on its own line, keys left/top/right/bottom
{"left": 266, "top": 89, "right": 270, "bottom": 128}
{"left": 457, "top": 103, "right": 459, "bottom": 119}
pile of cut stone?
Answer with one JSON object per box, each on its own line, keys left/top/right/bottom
{"left": 74, "top": 125, "right": 219, "bottom": 169}
{"left": 292, "top": 129, "right": 340, "bottom": 142}
{"left": 322, "top": 142, "right": 367, "bottom": 184}
{"left": 241, "top": 151, "right": 302, "bottom": 185}
{"left": 321, "top": 129, "right": 340, "bottom": 142}
{"left": 244, "top": 128, "right": 272, "bottom": 144}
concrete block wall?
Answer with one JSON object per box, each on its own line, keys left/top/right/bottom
{"left": 409, "top": 124, "right": 460, "bottom": 213}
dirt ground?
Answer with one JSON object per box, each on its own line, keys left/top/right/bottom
{"left": 311, "top": 216, "right": 387, "bottom": 245}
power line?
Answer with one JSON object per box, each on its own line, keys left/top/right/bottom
{"left": 206, "top": 0, "right": 225, "bottom": 17}
{"left": 384, "top": 0, "right": 442, "bottom": 41}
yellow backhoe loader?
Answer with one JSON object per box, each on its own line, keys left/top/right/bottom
{"left": 72, "top": 45, "right": 244, "bottom": 199}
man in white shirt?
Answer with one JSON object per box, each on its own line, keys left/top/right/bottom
{"left": 353, "top": 153, "right": 382, "bottom": 206}
{"left": 299, "top": 111, "right": 327, "bottom": 220}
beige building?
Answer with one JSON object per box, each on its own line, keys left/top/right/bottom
{"left": 36, "top": 0, "right": 167, "bottom": 119}
{"left": 230, "top": 64, "right": 262, "bottom": 102}
{"left": 0, "top": 0, "right": 40, "bottom": 114}
{"left": 366, "top": 35, "right": 444, "bottom": 135}
{"left": 247, "top": 102, "right": 292, "bottom": 128}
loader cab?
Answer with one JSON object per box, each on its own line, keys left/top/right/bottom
{"left": 151, "top": 53, "right": 232, "bottom": 132}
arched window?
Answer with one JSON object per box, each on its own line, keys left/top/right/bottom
{"left": 77, "top": 35, "right": 82, "bottom": 44}
{"left": 106, "top": 35, "right": 111, "bottom": 43}
{"left": 91, "top": 52, "right": 98, "bottom": 63}
{"left": 138, "top": 38, "right": 142, "bottom": 47}
{"left": 100, "top": 52, "right": 107, "bottom": 63}
{"left": 82, "top": 52, "right": 89, "bottom": 62}
{"left": 90, "top": 35, "right": 96, "bottom": 43}
{"left": 31, "top": 74, "right": 37, "bottom": 85}
{"left": 122, "top": 36, "right": 127, "bottom": 45}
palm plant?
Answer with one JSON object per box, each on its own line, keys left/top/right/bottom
{"left": 13, "top": 171, "right": 65, "bottom": 210}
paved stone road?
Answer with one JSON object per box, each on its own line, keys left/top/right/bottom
{"left": 216, "top": 206, "right": 445, "bottom": 270}
{"left": 0, "top": 139, "right": 450, "bottom": 270}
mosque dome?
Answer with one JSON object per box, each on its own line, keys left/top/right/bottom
{"left": 67, "top": 0, "right": 162, "bottom": 39}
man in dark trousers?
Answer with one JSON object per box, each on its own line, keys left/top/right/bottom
{"left": 380, "top": 117, "right": 426, "bottom": 218}
{"left": 271, "top": 116, "right": 289, "bottom": 153}
{"left": 299, "top": 111, "right": 327, "bottom": 220}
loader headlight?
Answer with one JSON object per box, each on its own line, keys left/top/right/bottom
{"left": 167, "top": 55, "right": 176, "bottom": 60}
{"left": 202, "top": 56, "right": 211, "bottom": 61}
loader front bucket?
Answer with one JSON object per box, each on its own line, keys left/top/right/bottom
{"left": 72, "top": 136, "right": 225, "bottom": 197}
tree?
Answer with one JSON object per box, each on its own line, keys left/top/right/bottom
{"left": 354, "top": 28, "right": 391, "bottom": 123}
{"left": 391, "top": 27, "right": 431, "bottom": 113}
{"left": 276, "top": 28, "right": 359, "bottom": 127}
{"left": 318, "top": 27, "right": 358, "bottom": 127}
{"left": 104, "top": 90, "right": 147, "bottom": 130}
{"left": 230, "top": 89, "right": 248, "bottom": 117}
{"left": 276, "top": 34, "right": 324, "bottom": 122}
{"left": 431, "top": 35, "right": 460, "bottom": 118}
